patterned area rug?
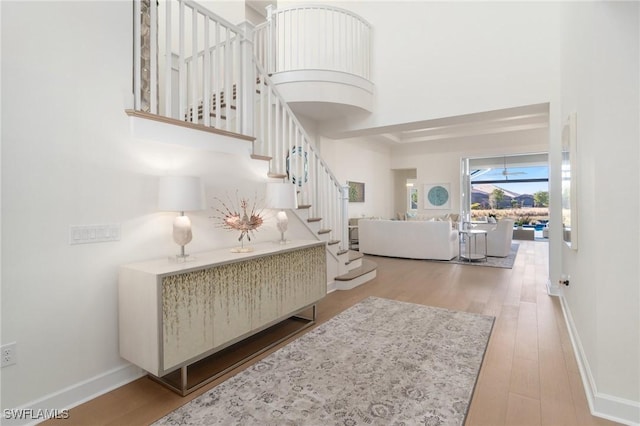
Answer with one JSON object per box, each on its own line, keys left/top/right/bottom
{"left": 154, "top": 297, "right": 494, "bottom": 426}
{"left": 449, "top": 242, "right": 519, "bottom": 269}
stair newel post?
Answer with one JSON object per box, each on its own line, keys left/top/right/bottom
{"left": 203, "top": 18, "right": 211, "bottom": 127}
{"left": 190, "top": 9, "right": 199, "bottom": 124}
{"left": 134, "top": 0, "right": 159, "bottom": 113}
{"left": 312, "top": 156, "right": 320, "bottom": 222}
{"left": 299, "top": 136, "right": 308, "bottom": 206}
{"left": 258, "top": 66, "right": 266, "bottom": 155}
{"left": 266, "top": 4, "right": 275, "bottom": 75}
{"left": 238, "top": 22, "right": 255, "bottom": 137}
{"left": 224, "top": 27, "right": 232, "bottom": 130}
{"left": 178, "top": 1, "right": 186, "bottom": 123}
{"left": 213, "top": 21, "right": 221, "bottom": 129}
{"left": 133, "top": 0, "right": 142, "bottom": 110}
{"left": 149, "top": 0, "right": 158, "bottom": 114}
{"left": 341, "top": 183, "right": 349, "bottom": 252}
{"left": 163, "top": 0, "right": 172, "bottom": 118}
{"left": 307, "top": 149, "right": 315, "bottom": 217}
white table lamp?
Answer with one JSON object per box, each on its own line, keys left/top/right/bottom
{"left": 158, "top": 176, "right": 204, "bottom": 260}
{"left": 266, "top": 182, "right": 298, "bottom": 244}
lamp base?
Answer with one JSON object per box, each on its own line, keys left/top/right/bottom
{"left": 231, "top": 247, "right": 254, "bottom": 253}
{"left": 168, "top": 244, "right": 196, "bottom": 263}
{"left": 276, "top": 231, "right": 291, "bottom": 245}
{"left": 275, "top": 212, "right": 291, "bottom": 245}
{"left": 168, "top": 254, "right": 197, "bottom": 263}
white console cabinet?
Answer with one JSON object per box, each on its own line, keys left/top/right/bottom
{"left": 118, "top": 240, "right": 326, "bottom": 394}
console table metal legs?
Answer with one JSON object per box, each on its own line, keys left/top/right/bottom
{"left": 149, "top": 305, "right": 317, "bottom": 396}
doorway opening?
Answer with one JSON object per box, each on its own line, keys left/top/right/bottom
{"left": 461, "top": 153, "right": 549, "bottom": 239}
{"left": 393, "top": 168, "right": 417, "bottom": 219}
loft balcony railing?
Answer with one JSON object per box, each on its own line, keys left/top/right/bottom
{"left": 254, "top": 4, "right": 372, "bottom": 80}
{"left": 134, "top": 0, "right": 250, "bottom": 134}
{"left": 132, "top": 0, "right": 352, "bottom": 251}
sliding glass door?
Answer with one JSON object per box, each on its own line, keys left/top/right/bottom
{"left": 460, "top": 158, "right": 471, "bottom": 226}
{"left": 461, "top": 153, "right": 550, "bottom": 231}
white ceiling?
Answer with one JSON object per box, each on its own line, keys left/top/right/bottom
{"left": 375, "top": 104, "right": 549, "bottom": 145}
{"left": 289, "top": 101, "right": 368, "bottom": 122}
{"left": 470, "top": 153, "right": 549, "bottom": 169}
{"left": 304, "top": 103, "right": 549, "bottom": 144}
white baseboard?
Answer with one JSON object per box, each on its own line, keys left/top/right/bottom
{"left": 327, "top": 280, "right": 337, "bottom": 293}
{"left": 2, "top": 363, "right": 145, "bottom": 426}
{"left": 559, "top": 296, "right": 640, "bottom": 425}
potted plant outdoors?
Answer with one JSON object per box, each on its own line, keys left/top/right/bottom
{"left": 514, "top": 215, "right": 532, "bottom": 229}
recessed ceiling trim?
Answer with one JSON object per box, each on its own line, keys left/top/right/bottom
{"left": 400, "top": 112, "right": 548, "bottom": 137}
{"left": 399, "top": 122, "right": 548, "bottom": 144}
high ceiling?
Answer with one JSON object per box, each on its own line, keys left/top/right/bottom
{"left": 374, "top": 103, "right": 549, "bottom": 145}
{"left": 306, "top": 103, "right": 549, "bottom": 144}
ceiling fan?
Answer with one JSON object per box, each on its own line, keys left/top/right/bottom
{"left": 489, "top": 157, "right": 527, "bottom": 180}
{"left": 502, "top": 156, "right": 526, "bottom": 180}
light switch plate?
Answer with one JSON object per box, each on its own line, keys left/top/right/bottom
{"left": 69, "top": 224, "right": 121, "bottom": 245}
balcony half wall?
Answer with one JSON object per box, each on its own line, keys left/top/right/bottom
{"left": 269, "top": 69, "right": 374, "bottom": 120}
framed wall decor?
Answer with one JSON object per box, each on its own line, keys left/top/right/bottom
{"left": 347, "top": 181, "right": 365, "bottom": 202}
{"left": 561, "top": 112, "right": 578, "bottom": 250}
{"left": 424, "top": 183, "right": 451, "bottom": 209}
{"left": 408, "top": 186, "right": 418, "bottom": 211}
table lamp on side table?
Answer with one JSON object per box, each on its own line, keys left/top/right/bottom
{"left": 158, "top": 176, "right": 204, "bottom": 261}
{"left": 266, "top": 182, "right": 298, "bottom": 244}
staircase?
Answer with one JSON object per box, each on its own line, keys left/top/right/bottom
{"left": 335, "top": 251, "right": 378, "bottom": 291}
{"left": 132, "top": 0, "right": 376, "bottom": 290}
{"left": 291, "top": 205, "right": 374, "bottom": 291}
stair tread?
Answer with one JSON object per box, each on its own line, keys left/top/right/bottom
{"left": 347, "top": 250, "right": 364, "bottom": 263}
{"left": 335, "top": 259, "right": 377, "bottom": 281}
{"left": 318, "top": 228, "right": 331, "bottom": 234}
{"left": 307, "top": 217, "right": 322, "bottom": 222}
{"left": 337, "top": 249, "right": 349, "bottom": 256}
{"left": 250, "top": 154, "right": 272, "bottom": 161}
{"left": 297, "top": 205, "right": 311, "bottom": 209}
{"left": 327, "top": 239, "right": 340, "bottom": 245}
{"left": 267, "top": 173, "right": 287, "bottom": 179}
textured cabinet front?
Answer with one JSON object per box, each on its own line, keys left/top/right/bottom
{"left": 160, "top": 244, "right": 326, "bottom": 372}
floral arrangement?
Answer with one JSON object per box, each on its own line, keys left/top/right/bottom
{"left": 213, "top": 192, "right": 264, "bottom": 251}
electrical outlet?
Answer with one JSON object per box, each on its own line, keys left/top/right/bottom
{"left": 1, "top": 342, "right": 17, "bottom": 367}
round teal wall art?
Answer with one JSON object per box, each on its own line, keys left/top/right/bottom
{"left": 424, "top": 183, "right": 451, "bottom": 209}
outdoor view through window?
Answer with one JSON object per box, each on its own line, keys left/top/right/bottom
{"left": 470, "top": 164, "right": 549, "bottom": 228}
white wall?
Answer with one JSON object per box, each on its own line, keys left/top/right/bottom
{"left": 391, "top": 129, "right": 548, "bottom": 217}
{"left": 312, "top": 1, "right": 561, "bottom": 138}
{"left": 559, "top": 2, "right": 639, "bottom": 421}
{"left": 0, "top": 1, "right": 294, "bottom": 413}
{"left": 319, "top": 137, "right": 393, "bottom": 219}
{"left": 318, "top": 129, "right": 549, "bottom": 224}
{"left": 199, "top": 1, "right": 246, "bottom": 25}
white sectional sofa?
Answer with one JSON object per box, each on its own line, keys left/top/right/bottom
{"left": 358, "top": 219, "right": 459, "bottom": 260}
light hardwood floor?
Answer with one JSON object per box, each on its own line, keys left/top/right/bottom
{"left": 45, "top": 241, "right": 619, "bottom": 426}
